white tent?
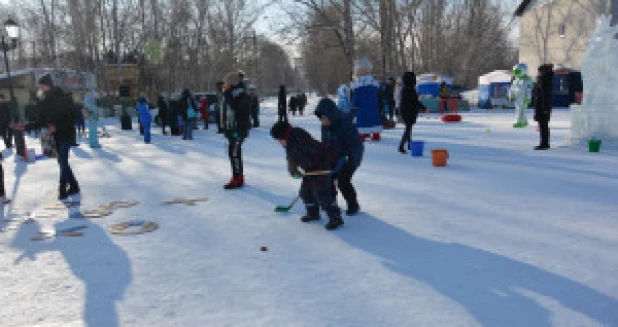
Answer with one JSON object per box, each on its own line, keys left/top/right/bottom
{"left": 478, "top": 70, "right": 513, "bottom": 109}
{"left": 478, "top": 70, "right": 512, "bottom": 85}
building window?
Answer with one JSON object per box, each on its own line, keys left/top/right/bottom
{"left": 559, "top": 24, "right": 566, "bottom": 38}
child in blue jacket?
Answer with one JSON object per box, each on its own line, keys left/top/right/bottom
{"left": 137, "top": 97, "right": 152, "bottom": 143}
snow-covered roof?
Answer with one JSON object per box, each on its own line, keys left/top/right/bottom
{"left": 0, "top": 67, "right": 96, "bottom": 89}
{"left": 515, "top": 0, "right": 553, "bottom": 17}
{"left": 479, "top": 70, "right": 513, "bottom": 85}
{"left": 0, "top": 68, "right": 39, "bottom": 80}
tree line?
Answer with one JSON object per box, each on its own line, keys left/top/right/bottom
{"left": 1, "top": 0, "right": 517, "bottom": 96}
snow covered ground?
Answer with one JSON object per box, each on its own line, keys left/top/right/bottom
{"left": 1, "top": 98, "right": 617, "bottom": 327}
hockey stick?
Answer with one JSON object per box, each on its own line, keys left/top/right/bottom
{"left": 275, "top": 196, "right": 300, "bottom": 213}
{"left": 31, "top": 230, "right": 85, "bottom": 241}
{"left": 301, "top": 170, "right": 332, "bottom": 176}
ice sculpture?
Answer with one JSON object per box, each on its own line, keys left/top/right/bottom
{"left": 571, "top": 15, "right": 618, "bottom": 140}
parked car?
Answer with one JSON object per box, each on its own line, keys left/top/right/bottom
{"left": 194, "top": 92, "right": 219, "bottom": 123}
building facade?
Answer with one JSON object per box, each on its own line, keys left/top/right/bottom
{"left": 517, "top": 0, "right": 616, "bottom": 75}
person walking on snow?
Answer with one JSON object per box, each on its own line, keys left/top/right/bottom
{"left": 277, "top": 84, "right": 288, "bottom": 123}
{"left": 222, "top": 72, "right": 251, "bottom": 189}
{"left": 247, "top": 84, "right": 260, "bottom": 128}
{"left": 199, "top": 97, "right": 209, "bottom": 130}
{"left": 398, "top": 71, "right": 427, "bottom": 154}
{"left": 180, "top": 89, "right": 198, "bottom": 140}
{"left": 28, "top": 74, "right": 81, "bottom": 200}
{"left": 0, "top": 94, "right": 13, "bottom": 149}
{"left": 157, "top": 95, "right": 169, "bottom": 135}
{"left": 270, "top": 121, "right": 345, "bottom": 230}
{"left": 314, "top": 98, "right": 364, "bottom": 215}
{"left": 137, "top": 96, "right": 152, "bottom": 143}
{"left": 533, "top": 64, "right": 554, "bottom": 150}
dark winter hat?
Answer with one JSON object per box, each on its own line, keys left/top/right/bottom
{"left": 223, "top": 72, "right": 241, "bottom": 86}
{"left": 314, "top": 98, "right": 338, "bottom": 119}
{"left": 403, "top": 71, "right": 416, "bottom": 86}
{"left": 538, "top": 64, "right": 554, "bottom": 75}
{"left": 270, "top": 121, "right": 291, "bottom": 140}
{"left": 38, "top": 74, "right": 54, "bottom": 87}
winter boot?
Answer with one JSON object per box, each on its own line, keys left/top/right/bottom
{"left": 398, "top": 142, "right": 407, "bottom": 154}
{"left": 346, "top": 201, "right": 360, "bottom": 216}
{"left": 224, "top": 175, "right": 244, "bottom": 189}
{"left": 58, "top": 183, "right": 69, "bottom": 200}
{"left": 300, "top": 205, "right": 321, "bottom": 222}
{"left": 534, "top": 144, "right": 550, "bottom": 150}
{"left": 325, "top": 214, "right": 344, "bottom": 230}
{"left": 67, "top": 181, "right": 80, "bottom": 195}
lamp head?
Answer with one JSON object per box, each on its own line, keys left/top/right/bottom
{"left": 4, "top": 17, "right": 19, "bottom": 39}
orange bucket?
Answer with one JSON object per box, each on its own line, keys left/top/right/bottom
{"left": 431, "top": 149, "right": 449, "bottom": 167}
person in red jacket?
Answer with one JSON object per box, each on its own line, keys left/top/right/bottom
{"left": 199, "top": 98, "right": 209, "bottom": 130}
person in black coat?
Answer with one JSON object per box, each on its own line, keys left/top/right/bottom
{"left": 384, "top": 78, "right": 396, "bottom": 121}
{"left": 278, "top": 84, "right": 288, "bottom": 123}
{"left": 179, "top": 88, "right": 198, "bottom": 140}
{"left": 534, "top": 64, "right": 554, "bottom": 150}
{"left": 270, "top": 121, "right": 344, "bottom": 230}
{"left": 222, "top": 72, "right": 252, "bottom": 189}
{"left": 289, "top": 95, "right": 298, "bottom": 116}
{"left": 24, "top": 98, "right": 41, "bottom": 137}
{"left": 398, "top": 71, "right": 427, "bottom": 154}
{"left": 247, "top": 84, "right": 260, "bottom": 128}
{"left": 0, "top": 94, "right": 13, "bottom": 148}
{"left": 314, "top": 98, "right": 364, "bottom": 216}
{"left": 157, "top": 96, "right": 169, "bottom": 135}
{"left": 28, "top": 74, "right": 80, "bottom": 199}
{"left": 298, "top": 93, "right": 307, "bottom": 115}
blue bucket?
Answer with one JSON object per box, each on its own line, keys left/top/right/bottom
{"left": 410, "top": 141, "right": 424, "bottom": 157}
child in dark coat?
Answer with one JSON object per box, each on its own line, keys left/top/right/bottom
{"left": 271, "top": 121, "right": 344, "bottom": 230}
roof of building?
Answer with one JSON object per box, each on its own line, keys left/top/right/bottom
{"left": 479, "top": 70, "right": 513, "bottom": 85}
{"left": 515, "top": 0, "right": 553, "bottom": 17}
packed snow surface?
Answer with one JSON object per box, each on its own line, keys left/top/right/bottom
{"left": 1, "top": 98, "right": 617, "bottom": 327}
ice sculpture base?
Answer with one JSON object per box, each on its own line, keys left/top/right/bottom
{"left": 570, "top": 104, "right": 618, "bottom": 140}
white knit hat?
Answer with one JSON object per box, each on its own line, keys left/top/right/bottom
{"left": 354, "top": 57, "right": 373, "bottom": 76}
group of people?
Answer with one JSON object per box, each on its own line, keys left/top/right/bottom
{"left": 144, "top": 80, "right": 260, "bottom": 143}
{"left": 288, "top": 92, "right": 307, "bottom": 116}
{"left": 0, "top": 57, "right": 556, "bottom": 234}
{"left": 275, "top": 86, "right": 309, "bottom": 121}
{"left": 133, "top": 71, "right": 258, "bottom": 190}
{"left": 270, "top": 97, "right": 364, "bottom": 231}
{"left": 334, "top": 57, "right": 427, "bottom": 154}
{"left": 8, "top": 74, "right": 84, "bottom": 201}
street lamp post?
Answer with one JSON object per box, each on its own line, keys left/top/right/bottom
{"left": 1, "top": 17, "right": 24, "bottom": 156}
